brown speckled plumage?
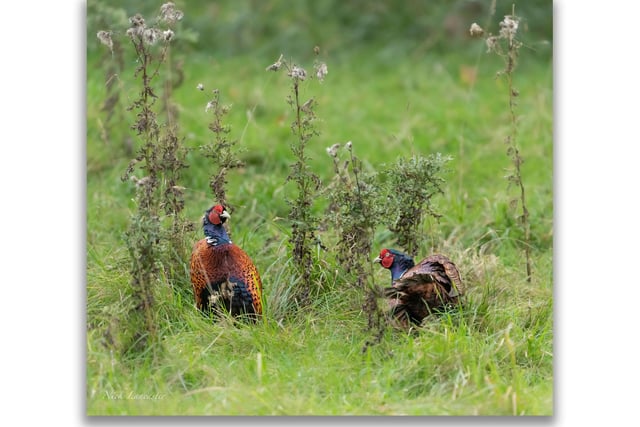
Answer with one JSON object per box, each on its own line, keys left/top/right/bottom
{"left": 190, "top": 204, "right": 263, "bottom": 320}
{"left": 375, "top": 249, "right": 464, "bottom": 328}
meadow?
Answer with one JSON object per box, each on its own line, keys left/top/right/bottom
{"left": 86, "top": 1, "right": 553, "bottom": 416}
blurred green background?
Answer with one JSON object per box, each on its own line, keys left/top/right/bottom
{"left": 87, "top": 0, "right": 552, "bottom": 61}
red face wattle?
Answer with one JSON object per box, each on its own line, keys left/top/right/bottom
{"left": 208, "top": 204, "right": 226, "bottom": 225}
{"left": 379, "top": 249, "right": 394, "bottom": 269}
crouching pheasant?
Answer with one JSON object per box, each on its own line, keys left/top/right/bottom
{"left": 374, "top": 248, "right": 464, "bottom": 328}
{"left": 190, "top": 204, "right": 263, "bottom": 320}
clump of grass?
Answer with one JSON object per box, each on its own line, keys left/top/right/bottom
{"left": 379, "top": 154, "right": 451, "bottom": 257}
{"left": 470, "top": 6, "right": 532, "bottom": 282}
{"left": 199, "top": 87, "right": 245, "bottom": 209}
{"left": 98, "top": 3, "right": 186, "bottom": 354}
{"left": 266, "top": 50, "right": 329, "bottom": 302}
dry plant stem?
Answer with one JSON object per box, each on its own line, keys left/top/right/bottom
{"left": 506, "top": 70, "right": 532, "bottom": 282}
{"left": 267, "top": 54, "right": 324, "bottom": 296}
{"left": 290, "top": 79, "right": 316, "bottom": 292}
{"left": 125, "top": 33, "right": 163, "bottom": 349}
{"left": 115, "top": 7, "right": 187, "bottom": 351}
{"left": 326, "top": 143, "right": 384, "bottom": 348}
{"left": 474, "top": 7, "right": 532, "bottom": 282}
{"left": 503, "top": 7, "right": 532, "bottom": 283}
{"left": 203, "top": 89, "right": 244, "bottom": 208}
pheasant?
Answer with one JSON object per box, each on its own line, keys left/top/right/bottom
{"left": 374, "top": 248, "right": 464, "bottom": 328}
{"left": 190, "top": 204, "right": 263, "bottom": 320}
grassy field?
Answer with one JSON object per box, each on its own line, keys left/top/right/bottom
{"left": 86, "top": 4, "right": 553, "bottom": 416}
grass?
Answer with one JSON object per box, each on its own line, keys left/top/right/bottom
{"left": 86, "top": 36, "right": 553, "bottom": 415}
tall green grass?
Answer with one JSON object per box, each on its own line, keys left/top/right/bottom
{"left": 87, "top": 30, "right": 552, "bottom": 414}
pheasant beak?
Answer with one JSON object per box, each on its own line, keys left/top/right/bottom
{"left": 220, "top": 210, "right": 230, "bottom": 219}
{"left": 373, "top": 256, "right": 382, "bottom": 263}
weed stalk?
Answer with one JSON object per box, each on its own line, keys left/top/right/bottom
{"left": 472, "top": 5, "right": 532, "bottom": 281}
{"left": 200, "top": 88, "right": 244, "bottom": 209}
{"left": 267, "top": 52, "right": 328, "bottom": 300}
{"left": 99, "top": 3, "right": 186, "bottom": 353}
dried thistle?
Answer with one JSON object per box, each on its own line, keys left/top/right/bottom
{"left": 472, "top": 6, "right": 532, "bottom": 282}
{"left": 200, "top": 88, "right": 244, "bottom": 208}
{"left": 267, "top": 52, "right": 328, "bottom": 298}
{"left": 315, "top": 62, "right": 328, "bottom": 82}
{"left": 266, "top": 54, "right": 284, "bottom": 71}
{"left": 96, "top": 30, "right": 113, "bottom": 51}
{"left": 159, "top": 2, "right": 183, "bottom": 25}
{"left": 469, "top": 22, "right": 484, "bottom": 37}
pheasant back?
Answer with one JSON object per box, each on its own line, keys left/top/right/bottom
{"left": 376, "top": 249, "right": 464, "bottom": 328}
{"left": 190, "top": 240, "right": 263, "bottom": 318}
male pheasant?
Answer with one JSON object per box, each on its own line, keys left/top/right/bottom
{"left": 374, "top": 248, "right": 464, "bottom": 328}
{"left": 190, "top": 204, "right": 263, "bottom": 320}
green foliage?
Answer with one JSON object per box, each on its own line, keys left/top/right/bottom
{"left": 97, "top": 3, "right": 189, "bottom": 353}
{"left": 267, "top": 54, "right": 329, "bottom": 302}
{"left": 325, "top": 142, "right": 387, "bottom": 349}
{"left": 380, "top": 154, "right": 451, "bottom": 257}
{"left": 87, "top": 0, "right": 552, "bottom": 415}
{"left": 199, "top": 88, "right": 245, "bottom": 208}
{"left": 325, "top": 142, "right": 380, "bottom": 284}
{"left": 89, "top": 0, "right": 552, "bottom": 58}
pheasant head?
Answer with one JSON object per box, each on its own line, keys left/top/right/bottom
{"left": 373, "top": 248, "right": 415, "bottom": 283}
{"left": 202, "top": 204, "right": 232, "bottom": 246}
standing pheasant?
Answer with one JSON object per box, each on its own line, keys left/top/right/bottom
{"left": 190, "top": 204, "right": 263, "bottom": 320}
{"left": 374, "top": 248, "right": 464, "bottom": 327}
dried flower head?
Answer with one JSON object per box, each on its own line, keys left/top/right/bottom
{"left": 345, "top": 141, "right": 353, "bottom": 150}
{"left": 469, "top": 23, "right": 484, "bottom": 37}
{"left": 130, "top": 13, "right": 145, "bottom": 28}
{"left": 127, "top": 14, "right": 146, "bottom": 38}
{"left": 143, "top": 28, "right": 162, "bottom": 45}
{"left": 499, "top": 15, "right": 519, "bottom": 40}
{"left": 96, "top": 31, "right": 113, "bottom": 51}
{"left": 266, "top": 54, "right": 284, "bottom": 72}
{"left": 301, "top": 98, "right": 315, "bottom": 113}
{"left": 197, "top": 83, "right": 204, "bottom": 91}
{"left": 326, "top": 143, "right": 341, "bottom": 158}
{"left": 160, "top": 2, "right": 184, "bottom": 25}
{"left": 163, "top": 29, "right": 174, "bottom": 42}
{"left": 130, "top": 175, "right": 151, "bottom": 188}
{"left": 288, "top": 65, "right": 307, "bottom": 81}
{"left": 486, "top": 35, "right": 499, "bottom": 53}
{"left": 315, "top": 62, "right": 328, "bottom": 82}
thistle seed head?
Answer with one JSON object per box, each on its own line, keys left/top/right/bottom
{"left": 288, "top": 66, "right": 307, "bottom": 81}
{"left": 469, "top": 23, "right": 484, "bottom": 37}
{"left": 142, "top": 28, "right": 162, "bottom": 45}
{"left": 315, "top": 62, "right": 328, "bottom": 82}
{"left": 160, "top": 2, "right": 184, "bottom": 25}
{"left": 96, "top": 31, "right": 113, "bottom": 51}
{"left": 326, "top": 143, "right": 341, "bottom": 157}
{"left": 266, "top": 54, "right": 284, "bottom": 71}
{"left": 163, "top": 29, "right": 174, "bottom": 42}
{"left": 499, "top": 15, "right": 519, "bottom": 39}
